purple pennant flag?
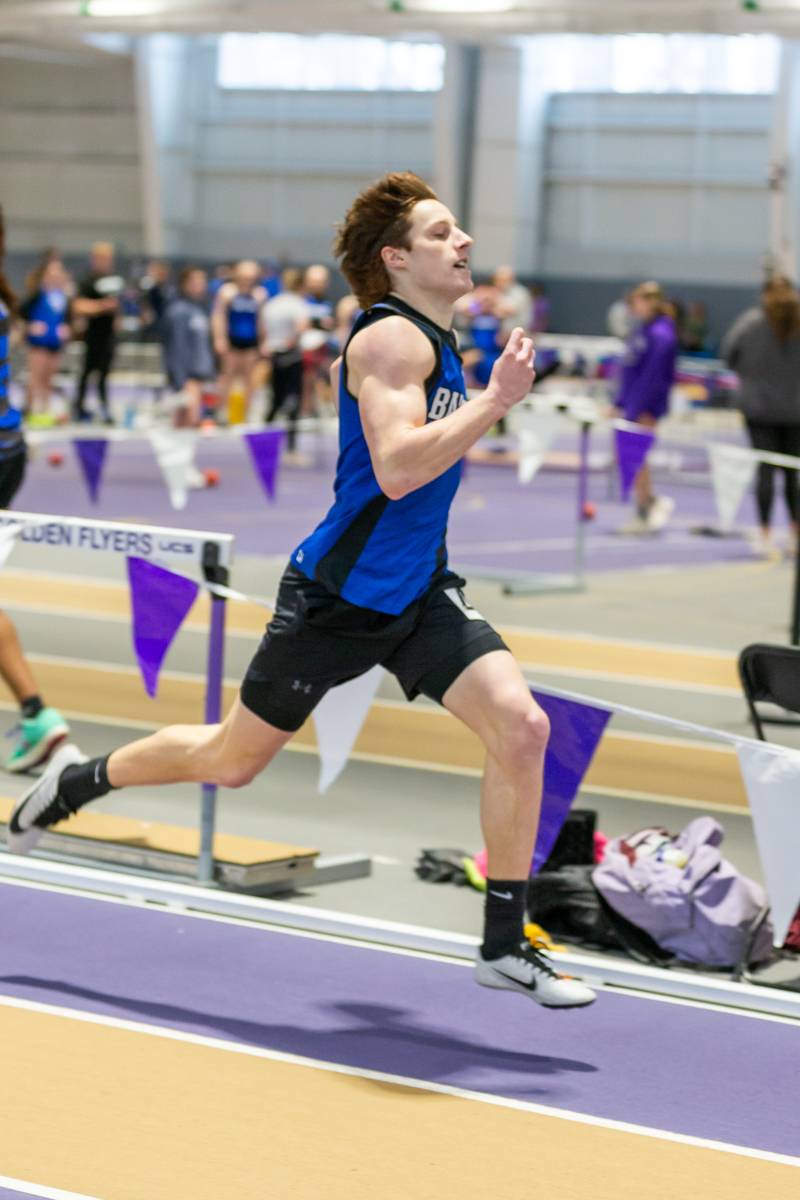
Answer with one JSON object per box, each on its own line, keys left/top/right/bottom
{"left": 73, "top": 438, "right": 109, "bottom": 505}
{"left": 530, "top": 689, "right": 612, "bottom": 873}
{"left": 614, "top": 425, "right": 655, "bottom": 501}
{"left": 244, "top": 430, "right": 285, "bottom": 501}
{"left": 126, "top": 556, "right": 199, "bottom": 698}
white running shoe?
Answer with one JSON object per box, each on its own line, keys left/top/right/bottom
{"left": 618, "top": 514, "right": 650, "bottom": 535}
{"left": 6, "top": 742, "right": 88, "bottom": 855}
{"left": 475, "top": 942, "right": 597, "bottom": 1008}
{"left": 646, "top": 495, "right": 675, "bottom": 531}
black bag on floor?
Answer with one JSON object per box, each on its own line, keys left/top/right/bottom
{"left": 415, "top": 848, "right": 470, "bottom": 885}
{"left": 541, "top": 809, "right": 597, "bottom": 871}
{"left": 527, "top": 864, "right": 672, "bottom": 966}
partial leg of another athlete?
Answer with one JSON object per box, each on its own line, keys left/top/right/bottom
{"left": 630, "top": 413, "right": 673, "bottom": 532}
{"left": 0, "top": 610, "right": 69, "bottom": 772}
{"left": 443, "top": 650, "right": 595, "bottom": 1007}
{"left": 746, "top": 420, "right": 780, "bottom": 556}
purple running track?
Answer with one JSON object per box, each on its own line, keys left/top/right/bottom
{"left": 0, "top": 883, "right": 798, "bottom": 1157}
{"left": 0, "top": 1191, "right": 50, "bottom": 1200}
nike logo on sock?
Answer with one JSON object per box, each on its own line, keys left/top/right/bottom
{"left": 94, "top": 763, "right": 101, "bottom": 785}
{"left": 489, "top": 889, "right": 514, "bottom": 901}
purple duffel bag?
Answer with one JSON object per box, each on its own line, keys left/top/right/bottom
{"left": 593, "top": 817, "right": 774, "bottom": 968}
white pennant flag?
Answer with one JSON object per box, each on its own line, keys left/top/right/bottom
{"left": 148, "top": 429, "right": 198, "bottom": 511}
{"left": 312, "top": 665, "right": 384, "bottom": 793}
{"left": 737, "top": 741, "right": 800, "bottom": 945}
{"left": 0, "top": 521, "right": 22, "bottom": 570}
{"left": 709, "top": 443, "right": 757, "bottom": 531}
{"left": 516, "top": 411, "right": 564, "bottom": 485}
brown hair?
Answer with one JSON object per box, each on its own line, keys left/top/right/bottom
{"left": 632, "top": 280, "right": 670, "bottom": 317}
{"left": 334, "top": 171, "right": 438, "bottom": 308}
{"left": 0, "top": 205, "right": 17, "bottom": 314}
{"left": 762, "top": 274, "right": 800, "bottom": 344}
{"left": 178, "top": 265, "right": 205, "bottom": 291}
{"left": 281, "top": 267, "right": 303, "bottom": 293}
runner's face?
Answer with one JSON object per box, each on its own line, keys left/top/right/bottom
{"left": 398, "top": 200, "right": 473, "bottom": 300}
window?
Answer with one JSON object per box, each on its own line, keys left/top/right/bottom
{"left": 217, "top": 32, "right": 445, "bottom": 92}
{"left": 526, "top": 33, "right": 780, "bottom": 95}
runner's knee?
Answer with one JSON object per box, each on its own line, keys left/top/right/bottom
{"left": 493, "top": 704, "right": 550, "bottom": 771}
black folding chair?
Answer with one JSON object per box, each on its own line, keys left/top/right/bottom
{"left": 738, "top": 643, "right": 800, "bottom": 740}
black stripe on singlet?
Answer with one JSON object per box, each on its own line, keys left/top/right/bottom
{"left": 315, "top": 493, "right": 390, "bottom": 594}
{"left": 0, "top": 317, "right": 9, "bottom": 336}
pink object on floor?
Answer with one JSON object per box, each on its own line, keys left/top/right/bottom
{"left": 594, "top": 832, "right": 609, "bottom": 863}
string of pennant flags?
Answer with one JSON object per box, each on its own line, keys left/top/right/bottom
{"left": 27, "top": 407, "right": 796, "bottom": 537}
{"left": 29, "top": 427, "right": 287, "bottom": 511}
{"left": 1, "top": 512, "right": 799, "bottom": 945}
{"left": 512, "top": 403, "right": 800, "bottom": 531}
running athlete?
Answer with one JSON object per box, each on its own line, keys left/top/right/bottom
{"left": 9, "top": 174, "right": 595, "bottom": 1009}
{"left": 211, "top": 260, "right": 267, "bottom": 423}
{"left": 0, "top": 207, "right": 70, "bottom": 769}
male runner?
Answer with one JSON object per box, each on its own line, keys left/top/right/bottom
{"left": 9, "top": 173, "right": 595, "bottom": 1009}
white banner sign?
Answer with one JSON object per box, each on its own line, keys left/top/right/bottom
{"left": 708, "top": 443, "right": 757, "bottom": 531}
{"left": 312, "top": 666, "right": 385, "bottom": 794}
{"left": 737, "top": 742, "right": 800, "bottom": 946}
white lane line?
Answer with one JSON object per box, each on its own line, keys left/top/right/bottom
{"left": 0, "top": 992, "right": 797, "bottom": 1170}
{"left": 0, "top": 1174, "right": 103, "bottom": 1200}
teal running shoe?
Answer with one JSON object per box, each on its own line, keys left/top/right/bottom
{"left": 4, "top": 707, "right": 70, "bottom": 773}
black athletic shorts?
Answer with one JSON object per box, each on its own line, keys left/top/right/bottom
{"left": 0, "top": 445, "right": 26, "bottom": 509}
{"left": 240, "top": 564, "right": 508, "bottom": 732}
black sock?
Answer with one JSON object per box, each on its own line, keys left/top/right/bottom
{"left": 20, "top": 695, "right": 44, "bottom": 719}
{"left": 481, "top": 878, "right": 528, "bottom": 960}
{"left": 58, "top": 755, "right": 116, "bottom": 810}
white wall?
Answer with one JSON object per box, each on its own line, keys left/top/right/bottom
{"left": 0, "top": 52, "right": 143, "bottom": 255}
{"left": 170, "top": 39, "right": 436, "bottom": 262}
{"left": 541, "top": 92, "right": 774, "bottom": 284}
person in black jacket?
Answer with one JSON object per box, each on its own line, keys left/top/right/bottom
{"left": 722, "top": 275, "right": 800, "bottom": 556}
{"left": 72, "top": 242, "right": 125, "bottom": 424}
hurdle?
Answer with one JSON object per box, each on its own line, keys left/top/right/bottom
{"left": 0, "top": 510, "right": 370, "bottom": 891}
{"left": 462, "top": 393, "right": 596, "bottom": 596}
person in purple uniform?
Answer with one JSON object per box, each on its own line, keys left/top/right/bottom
{"left": 615, "top": 281, "right": 679, "bottom": 532}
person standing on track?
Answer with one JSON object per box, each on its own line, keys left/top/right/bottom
{"left": 211, "top": 259, "right": 267, "bottom": 424}
{"left": 72, "top": 242, "right": 125, "bottom": 425}
{"left": 19, "top": 256, "right": 72, "bottom": 426}
{"left": 263, "top": 267, "right": 309, "bottom": 456}
{"left": 163, "top": 267, "right": 215, "bottom": 429}
{"left": 9, "top": 173, "right": 595, "bottom": 1010}
{"left": 615, "top": 281, "right": 679, "bottom": 534}
{"left": 0, "top": 206, "right": 70, "bottom": 769}
{"left": 722, "top": 275, "right": 800, "bottom": 558}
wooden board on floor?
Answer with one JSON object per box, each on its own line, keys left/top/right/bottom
{"left": 0, "top": 797, "right": 317, "bottom": 866}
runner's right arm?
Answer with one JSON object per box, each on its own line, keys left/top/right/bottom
{"left": 352, "top": 319, "right": 534, "bottom": 500}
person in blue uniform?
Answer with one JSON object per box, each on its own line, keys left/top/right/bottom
{"left": 0, "top": 207, "right": 70, "bottom": 769}
{"left": 8, "top": 175, "right": 595, "bottom": 1009}
{"left": 19, "top": 256, "right": 71, "bottom": 425}
{"left": 211, "top": 259, "right": 267, "bottom": 422}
